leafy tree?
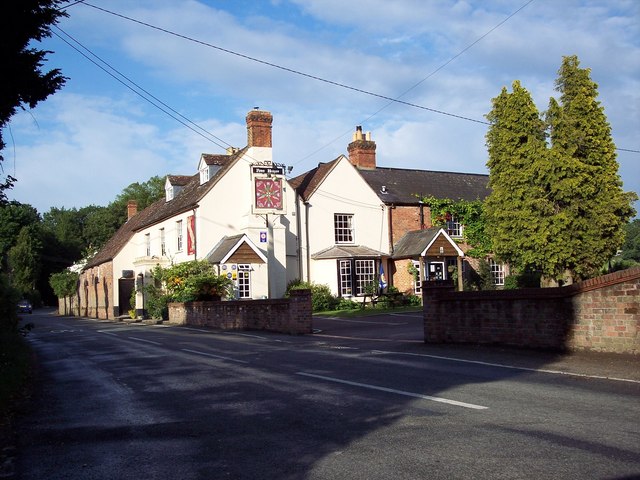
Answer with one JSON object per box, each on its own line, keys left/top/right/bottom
{"left": 0, "top": 202, "right": 40, "bottom": 265}
{"left": 484, "top": 58, "right": 637, "bottom": 284}
{"left": 108, "top": 175, "right": 166, "bottom": 226}
{"left": 49, "top": 269, "right": 78, "bottom": 315}
{"left": 1, "top": 0, "right": 68, "bottom": 202}
{"left": 8, "top": 224, "right": 43, "bottom": 300}
{"left": 621, "top": 219, "right": 640, "bottom": 264}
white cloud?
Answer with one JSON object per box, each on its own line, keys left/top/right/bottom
{"left": 4, "top": 0, "right": 637, "bottom": 214}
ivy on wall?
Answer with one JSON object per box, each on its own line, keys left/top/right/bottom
{"left": 416, "top": 195, "right": 492, "bottom": 258}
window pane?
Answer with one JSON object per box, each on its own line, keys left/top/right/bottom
{"left": 339, "top": 260, "right": 352, "bottom": 296}
{"left": 489, "top": 259, "right": 505, "bottom": 285}
{"left": 334, "top": 214, "right": 354, "bottom": 244}
{"left": 355, "top": 260, "right": 375, "bottom": 295}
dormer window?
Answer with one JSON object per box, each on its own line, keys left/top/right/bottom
{"left": 166, "top": 185, "right": 174, "bottom": 201}
{"left": 199, "top": 166, "right": 209, "bottom": 185}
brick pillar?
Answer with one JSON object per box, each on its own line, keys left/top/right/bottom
{"left": 288, "top": 289, "right": 312, "bottom": 334}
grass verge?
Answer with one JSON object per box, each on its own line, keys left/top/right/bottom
{"left": 0, "top": 328, "right": 33, "bottom": 436}
{"left": 314, "top": 305, "right": 422, "bottom": 318}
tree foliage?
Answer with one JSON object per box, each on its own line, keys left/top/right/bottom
{"left": 1, "top": 0, "right": 68, "bottom": 202}
{"left": 484, "top": 57, "right": 637, "bottom": 283}
{"left": 621, "top": 219, "right": 640, "bottom": 264}
{"left": 8, "top": 225, "right": 43, "bottom": 298}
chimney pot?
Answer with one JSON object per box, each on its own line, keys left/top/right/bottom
{"left": 347, "top": 127, "right": 376, "bottom": 170}
{"left": 246, "top": 109, "right": 273, "bottom": 148}
{"left": 127, "top": 200, "right": 138, "bottom": 221}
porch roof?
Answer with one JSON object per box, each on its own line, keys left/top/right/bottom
{"left": 311, "top": 245, "right": 387, "bottom": 260}
{"left": 392, "top": 227, "right": 464, "bottom": 259}
{"left": 205, "top": 234, "right": 268, "bottom": 264}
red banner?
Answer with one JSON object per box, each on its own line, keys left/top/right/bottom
{"left": 187, "top": 215, "right": 196, "bottom": 255}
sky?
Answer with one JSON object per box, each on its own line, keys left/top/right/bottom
{"left": 4, "top": 0, "right": 639, "bottom": 215}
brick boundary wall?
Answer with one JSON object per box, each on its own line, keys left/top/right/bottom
{"left": 423, "top": 267, "right": 640, "bottom": 354}
{"left": 167, "top": 289, "right": 312, "bottom": 335}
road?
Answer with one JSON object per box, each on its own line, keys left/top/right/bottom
{"left": 13, "top": 310, "right": 640, "bottom": 479}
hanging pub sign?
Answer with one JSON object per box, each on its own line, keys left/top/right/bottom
{"left": 251, "top": 161, "right": 285, "bottom": 214}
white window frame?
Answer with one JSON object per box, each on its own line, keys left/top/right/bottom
{"left": 176, "top": 220, "right": 183, "bottom": 252}
{"left": 354, "top": 260, "right": 375, "bottom": 296}
{"left": 334, "top": 213, "right": 354, "bottom": 244}
{"left": 412, "top": 260, "right": 422, "bottom": 295}
{"left": 145, "top": 233, "right": 151, "bottom": 257}
{"left": 489, "top": 258, "right": 505, "bottom": 286}
{"left": 446, "top": 214, "right": 463, "bottom": 238}
{"left": 160, "top": 228, "right": 166, "bottom": 256}
{"left": 338, "top": 260, "right": 352, "bottom": 296}
{"left": 237, "top": 264, "right": 251, "bottom": 299}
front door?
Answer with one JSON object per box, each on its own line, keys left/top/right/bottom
{"left": 427, "top": 261, "right": 445, "bottom": 281}
{"left": 118, "top": 278, "right": 135, "bottom": 316}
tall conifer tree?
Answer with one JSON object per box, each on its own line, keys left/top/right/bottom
{"left": 545, "top": 55, "right": 636, "bottom": 281}
{"left": 484, "top": 81, "right": 549, "bottom": 274}
{"left": 485, "top": 56, "right": 636, "bottom": 284}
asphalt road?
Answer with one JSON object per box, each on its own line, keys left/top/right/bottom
{"left": 13, "top": 309, "right": 640, "bottom": 479}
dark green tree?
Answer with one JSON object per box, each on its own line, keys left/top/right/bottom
{"left": 8, "top": 224, "right": 43, "bottom": 300}
{"left": 107, "top": 175, "right": 166, "bottom": 224}
{"left": 0, "top": 202, "right": 40, "bottom": 266}
{"left": 545, "top": 55, "right": 636, "bottom": 281}
{"left": 1, "top": 0, "right": 68, "bottom": 202}
{"left": 484, "top": 80, "right": 550, "bottom": 278}
{"left": 621, "top": 219, "right": 640, "bottom": 264}
{"left": 49, "top": 269, "right": 78, "bottom": 315}
{"left": 485, "top": 58, "right": 637, "bottom": 284}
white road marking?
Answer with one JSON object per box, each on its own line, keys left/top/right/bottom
{"left": 296, "top": 372, "right": 488, "bottom": 410}
{"left": 128, "top": 336, "right": 162, "bottom": 346}
{"left": 370, "top": 350, "right": 640, "bottom": 384}
{"left": 181, "top": 348, "right": 249, "bottom": 364}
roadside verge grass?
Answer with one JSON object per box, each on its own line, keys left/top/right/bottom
{"left": 0, "top": 327, "right": 32, "bottom": 420}
{"left": 314, "top": 305, "right": 422, "bottom": 318}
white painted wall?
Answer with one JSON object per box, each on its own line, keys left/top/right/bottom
{"left": 297, "top": 156, "right": 389, "bottom": 295}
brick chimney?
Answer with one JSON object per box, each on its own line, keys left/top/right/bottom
{"left": 127, "top": 200, "right": 138, "bottom": 221}
{"left": 246, "top": 108, "right": 273, "bottom": 148}
{"left": 347, "top": 126, "right": 376, "bottom": 170}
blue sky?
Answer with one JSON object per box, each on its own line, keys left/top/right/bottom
{"left": 4, "top": 0, "right": 639, "bottom": 214}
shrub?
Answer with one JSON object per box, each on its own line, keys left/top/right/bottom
{"left": 287, "top": 279, "right": 338, "bottom": 312}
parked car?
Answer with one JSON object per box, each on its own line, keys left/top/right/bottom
{"left": 17, "top": 300, "right": 32, "bottom": 314}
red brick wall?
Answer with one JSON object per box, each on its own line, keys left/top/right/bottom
{"left": 75, "top": 263, "right": 114, "bottom": 320}
{"left": 423, "top": 267, "right": 640, "bottom": 354}
{"left": 167, "top": 289, "right": 312, "bottom": 335}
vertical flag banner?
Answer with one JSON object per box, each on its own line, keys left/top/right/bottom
{"left": 187, "top": 215, "right": 196, "bottom": 255}
{"left": 379, "top": 262, "right": 387, "bottom": 291}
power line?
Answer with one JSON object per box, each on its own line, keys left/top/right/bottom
{"left": 78, "top": 1, "right": 488, "bottom": 126}
{"left": 65, "top": 1, "right": 640, "bottom": 158}
{"left": 294, "top": 0, "right": 536, "bottom": 166}
{"left": 53, "top": 26, "right": 231, "bottom": 150}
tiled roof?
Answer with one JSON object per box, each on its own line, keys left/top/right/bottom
{"left": 392, "top": 228, "right": 442, "bottom": 259}
{"left": 392, "top": 227, "right": 463, "bottom": 259}
{"left": 205, "top": 234, "right": 245, "bottom": 263}
{"left": 289, "top": 157, "right": 342, "bottom": 201}
{"left": 202, "top": 153, "right": 230, "bottom": 166}
{"left": 167, "top": 175, "right": 192, "bottom": 186}
{"left": 84, "top": 147, "right": 247, "bottom": 270}
{"left": 359, "top": 167, "right": 490, "bottom": 205}
{"left": 311, "top": 244, "right": 387, "bottom": 259}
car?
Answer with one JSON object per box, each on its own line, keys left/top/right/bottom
{"left": 17, "top": 300, "right": 32, "bottom": 314}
